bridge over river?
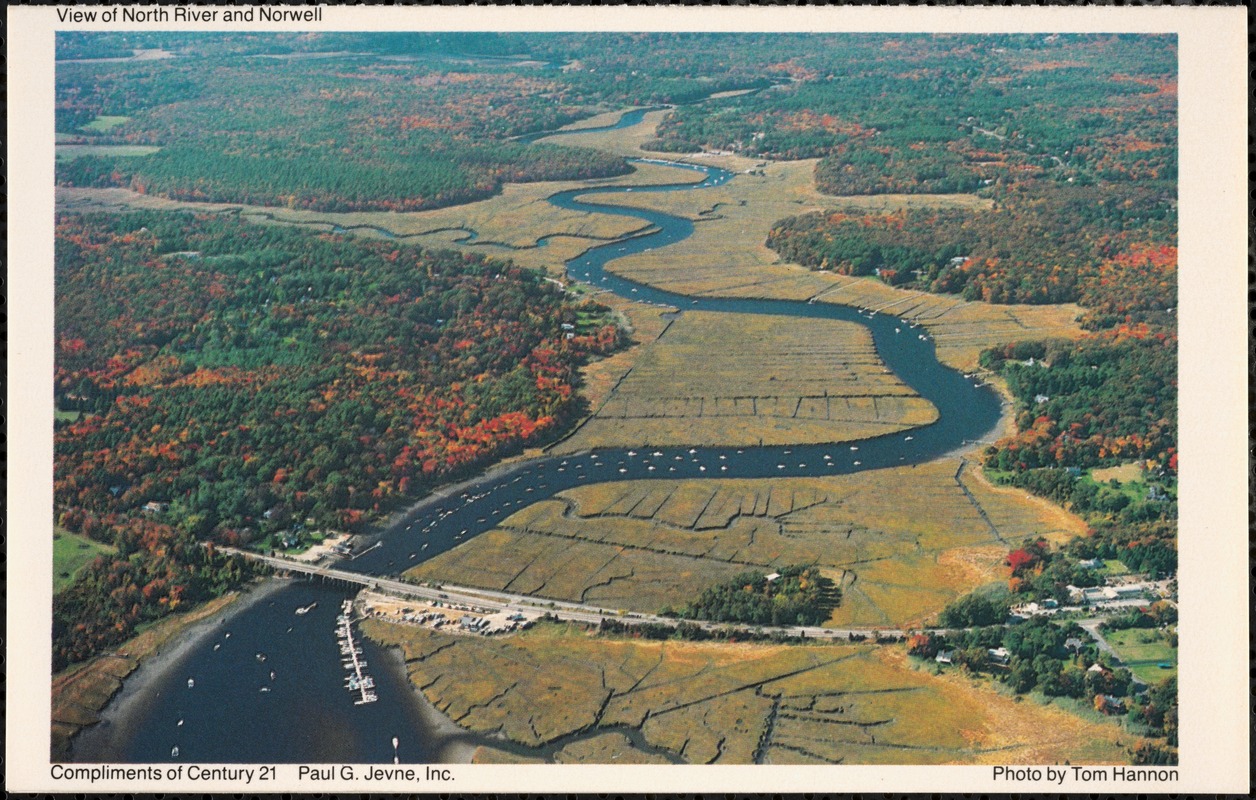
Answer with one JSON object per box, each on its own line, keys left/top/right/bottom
{"left": 94, "top": 108, "right": 993, "bottom": 764}
{"left": 224, "top": 548, "right": 908, "bottom": 641}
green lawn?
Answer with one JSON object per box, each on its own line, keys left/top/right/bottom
{"left": 1101, "top": 559, "right": 1130, "bottom": 576}
{"left": 1105, "top": 627, "right": 1176, "bottom": 683}
{"left": 1077, "top": 473, "right": 1146, "bottom": 505}
{"left": 82, "top": 115, "right": 130, "bottom": 132}
{"left": 53, "top": 527, "right": 115, "bottom": 592}
{"left": 56, "top": 144, "right": 162, "bottom": 162}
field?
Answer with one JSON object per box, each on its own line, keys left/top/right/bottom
{"left": 55, "top": 145, "right": 162, "bottom": 162}
{"left": 1102, "top": 559, "right": 1132, "bottom": 576}
{"left": 407, "top": 459, "right": 1086, "bottom": 627}
{"left": 1077, "top": 465, "right": 1159, "bottom": 507}
{"left": 362, "top": 618, "right": 1130, "bottom": 765}
{"left": 1105, "top": 628, "right": 1177, "bottom": 683}
{"left": 554, "top": 311, "right": 937, "bottom": 453}
{"left": 1090, "top": 462, "right": 1145, "bottom": 485}
{"left": 53, "top": 528, "right": 115, "bottom": 593}
{"left": 81, "top": 114, "right": 130, "bottom": 132}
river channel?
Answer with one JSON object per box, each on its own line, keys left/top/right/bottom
{"left": 75, "top": 111, "right": 1002, "bottom": 764}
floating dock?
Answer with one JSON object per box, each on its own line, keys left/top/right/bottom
{"left": 336, "top": 600, "right": 377, "bottom": 705}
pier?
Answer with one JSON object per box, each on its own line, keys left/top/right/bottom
{"left": 336, "top": 601, "right": 377, "bottom": 705}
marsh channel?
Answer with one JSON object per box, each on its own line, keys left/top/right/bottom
{"left": 72, "top": 109, "right": 1002, "bottom": 764}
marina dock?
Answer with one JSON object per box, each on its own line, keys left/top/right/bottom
{"left": 336, "top": 601, "right": 377, "bottom": 705}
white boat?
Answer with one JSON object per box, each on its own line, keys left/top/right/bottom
{"left": 295, "top": 602, "right": 318, "bottom": 615}
{"left": 171, "top": 746, "right": 180, "bottom": 758}
{"left": 187, "top": 678, "right": 195, "bottom": 689}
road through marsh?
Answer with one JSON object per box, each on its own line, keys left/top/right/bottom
{"left": 77, "top": 111, "right": 1003, "bottom": 764}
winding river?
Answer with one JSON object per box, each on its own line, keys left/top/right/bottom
{"left": 75, "top": 111, "right": 1002, "bottom": 764}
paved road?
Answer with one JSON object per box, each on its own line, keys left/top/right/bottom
{"left": 223, "top": 548, "right": 906, "bottom": 641}
{"left": 1077, "top": 618, "right": 1150, "bottom": 687}
{"left": 1078, "top": 618, "right": 1120, "bottom": 658}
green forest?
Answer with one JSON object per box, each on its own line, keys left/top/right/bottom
{"left": 58, "top": 33, "right": 1170, "bottom": 217}
{"left": 976, "top": 332, "right": 1177, "bottom": 577}
{"left": 766, "top": 186, "right": 1174, "bottom": 311}
{"left": 53, "top": 210, "right": 623, "bottom": 666}
{"left": 667, "top": 565, "right": 838, "bottom": 626}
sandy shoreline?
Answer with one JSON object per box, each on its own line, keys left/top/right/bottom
{"left": 68, "top": 579, "right": 287, "bottom": 761}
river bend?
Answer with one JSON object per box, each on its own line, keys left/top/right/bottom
{"left": 80, "top": 112, "right": 1002, "bottom": 764}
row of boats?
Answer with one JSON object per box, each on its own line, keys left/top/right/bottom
{"left": 337, "top": 600, "right": 377, "bottom": 705}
